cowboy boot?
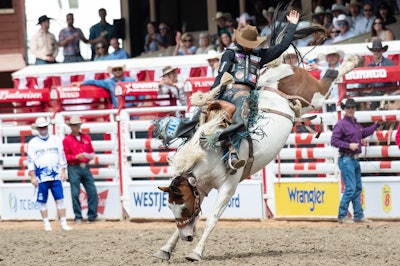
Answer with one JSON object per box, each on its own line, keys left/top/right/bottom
{"left": 228, "top": 145, "right": 245, "bottom": 170}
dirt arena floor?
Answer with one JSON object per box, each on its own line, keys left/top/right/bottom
{"left": 1, "top": 219, "right": 399, "bottom": 266}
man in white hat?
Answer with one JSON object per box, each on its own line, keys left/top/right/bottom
{"left": 158, "top": 66, "right": 187, "bottom": 106}
{"left": 63, "top": 115, "right": 101, "bottom": 223}
{"left": 332, "top": 14, "right": 356, "bottom": 43}
{"left": 209, "top": 9, "right": 299, "bottom": 172}
{"left": 27, "top": 117, "right": 72, "bottom": 231}
{"left": 348, "top": 0, "right": 364, "bottom": 33}
{"left": 82, "top": 63, "right": 140, "bottom": 108}
{"left": 205, "top": 50, "right": 221, "bottom": 77}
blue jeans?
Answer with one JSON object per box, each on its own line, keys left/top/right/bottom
{"left": 338, "top": 155, "right": 364, "bottom": 220}
{"left": 68, "top": 165, "right": 98, "bottom": 220}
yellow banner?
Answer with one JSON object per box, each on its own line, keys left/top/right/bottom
{"left": 274, "top": 182, "right": 340, "bottom": 217}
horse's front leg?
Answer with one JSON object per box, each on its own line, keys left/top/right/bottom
{"left": 153, "top": 229, "right": 179, "bottom": 260}
{"left": 185, "top": 183, "right": 238, "bottom": 261}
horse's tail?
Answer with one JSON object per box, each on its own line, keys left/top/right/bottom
{"left": 270, "top": 1, "right": 326, "bottom": 46}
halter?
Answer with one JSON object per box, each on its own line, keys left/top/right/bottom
{"left": 174, "top": 173, "right": 203, "bottom": 229}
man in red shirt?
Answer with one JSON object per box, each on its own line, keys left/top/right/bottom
{"left": 63, "top": 115, "right": 100, "bottom": 223}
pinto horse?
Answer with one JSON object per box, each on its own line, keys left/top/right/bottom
{"left": 154, "top": 55, "right": 361, "bottom": 261}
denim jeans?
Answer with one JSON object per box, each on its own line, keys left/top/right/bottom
{"left": 68, "top": 165, "right": 98, "bottom": 220}
{"left": 338, "top": 155, "right": 364, "bottom": 220}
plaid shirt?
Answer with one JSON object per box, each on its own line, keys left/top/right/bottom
{"left": 58, "top": 27, "right": 84, "bottom": 56}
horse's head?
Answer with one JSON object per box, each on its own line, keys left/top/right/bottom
{"left": 159, "top": 174, "right": 201, "bottom": 241}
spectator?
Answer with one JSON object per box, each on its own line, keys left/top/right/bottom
{"left": 305, "top": 52, "right": 324, "bottom": 72}
{"left": 173, "top": 32, "right": 197, "bottom": 55}
{"left": 215, "top": 11, "right": 229, "bottom": 36}
{"left": 331, "top": 98, "right": 379, "bottom": 224}
{"left": 283, "top": 47, "right": 301, "bottom": 67}
{"left": 260, "top": 7, "right": 274, "bottom": 44}
{"left": 331, "top": 3, "right": 349, "bottom": 19}
{"left": 88, "top": 8, "right": 115, "bottom": 60}
{"left": 377, "top": 2, "right": 397, "bottom": 25}
{"left": 30, "top": 15, "right": 58, "bottom": 65}
{"left": 205, "top": 50, "right": 221, "bottom": 77}
{"left": 108, "top": 37, "right": 129, "bottom": 59}
{"left": 158, "top": 22, "right": 176, "bottom": 48}
{"left": 63, "top": 115, "right": 101, "bottom": 224}
{"left": 355, "top": 3, "right": 376, "bottom": 35}
{"left": 157, "top": 66, "right": 187, "bottom": 106}
{"left": 81, "top": 63, "right": 136, "bottom": 108}
{"left": 196, "top": 32, "right": 215, "bottom": 54}
{"left": 365, "top": 18, "right": 395, "bottom": 42}
{"left": 322, "top": 10, "right": 333, "bottom": 30}
{"left": 58, "top": 13, "right": 89, "bottom": 63}
{"left": 236, "top": 12, "right": 256, "bottom": 30}
{"left": 348, "top": 0, "right": 364, "bottom": 33}
{"left": 307, "top": 30, "right": 327, "bottom": 46}
{"left": 93, "top": 41, "right": 109, "bottom": 61}
{"left": 28, "top": 117, "right": 72, "bottom": 231}
{"left": 324, "top": 25, "right": 340, "bottom": 44}
{"left": 225, "top": 18, "right": 238, "bottom": 37}
{"left": 143, "top": 21, "right": 163, "bottom": 54}
{"left": 312, "top": 6, "right": 326, "bottom": 26}
{"left": 332, "top": 14, "right": 356, "bottom": 43}
{"left": 251, "top": 0, "right": 267, "bottom": 27}
{"left": 320, "top": 47, "right": 345, "bottom": 110}
{"left": 217, "top": 32, "right": 234, "bottom": 53}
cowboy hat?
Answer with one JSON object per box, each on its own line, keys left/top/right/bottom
{"left": 348, "top": 0, "right": 361, "bottom": 7}
{"left": 31, "top": 117, "right": 50, "bottom": 130}
{"left": 66, "top": 115, "right": 83, "bottom": 126}
{"left": 107, "top": 63, "right": 126, "bottom": 74}
{"left": 367, "top": 39, "right": 389, "bottom": 52}
{"left": 331, "top": 4, "right": 349, "bottom": 15}
{"left": 313, "top": 6, "right": 326, "bottom": 15}
{"left": 340, "top": 98, "right": 357, "bottom": 109}
{"left": 161, "top": 66, "right": 178, "bottom": 77}
{"left": 333, "top": 14, "right": 352, "bottom": 29}
{"left": 206, "top": 50, "right": 221, "bottom": 61}
{"left": 37, "top": 15, "right": 52, "bottom": 25}
{"left": 234, "top": 25, "right": 266, "bottom": 49}
{"left": 215, "top": 11, "right": 226, "bottom": 20}
{"left": 324, "top": 47, "right": 345, "bottom": 61}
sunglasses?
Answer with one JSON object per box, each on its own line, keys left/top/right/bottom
{"left": 364, "top": 9, "right": 373, "bottom": 12}
{"left": 373, "top": 22, "right": 382, "bottom": 25}
{"left": 337, "top": 22, "right": 347, "bottom": 27}
{"left": 112, "top": 67, "right": 123, "bottom": 71}
{"left": 96, "top": 46, "right": 105, "bottom": 49}
{"left": 37, "top": 126, "right": 48, "bottom": 129}
{"left": 183, "top": 39, "right": 192, "bottom": 43}
{"left": 345, "top": 106, "right": 356, "bottom": 109}
{"left": 159, "top": 27, "right": 167, "bottom": 30}
{"left": 331, "top": 30, "right": 340, "bottom": 34}
{"left": 371, "top": 49, "right": 382, "bottom": 52}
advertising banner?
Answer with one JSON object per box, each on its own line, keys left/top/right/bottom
{"left": 274, "top": 180, "right": 340, "bottom": 218}
{"left": 128, "top": 180, "right": 264, "bottom": 219}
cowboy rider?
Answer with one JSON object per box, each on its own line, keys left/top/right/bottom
{"left": 210, "top": 9, "right": 300, "bottom": 172}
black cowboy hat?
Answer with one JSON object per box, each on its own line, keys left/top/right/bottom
{"left": 367, "top": 40, "right": 389, "bottom": 52}
{"left": 37, "top": 15, "right": 52, "bottom": 25}
{"left": 340, "top": 98, "right": 356, "bottom": 109}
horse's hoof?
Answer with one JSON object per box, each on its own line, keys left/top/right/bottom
{"left": 185, "top": 252, "right": 202, "bottom": 261}
{"left": 153, "top": 250, "right": 170, "bottom": 260}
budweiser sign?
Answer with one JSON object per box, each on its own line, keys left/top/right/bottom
{"left": 0, "top": 90, "right": 48, "bottom": 101}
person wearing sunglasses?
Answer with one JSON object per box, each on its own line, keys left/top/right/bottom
{"left": 331, "top": 98, "right": 381, "bottom": 224}
{"left": 364, "top": 18, "right": 395, "bottom": 43}
{"left": 332, "top": 14, "right": 356, "bottom": 43}
{"left": 355, "top": 3, "right": 376, "bottom": 35}
{"left": 173, "top": 32, "right": 197, "bottom": 55}
{"left": 93, "top": 41, "right": 109, "bottom": 61}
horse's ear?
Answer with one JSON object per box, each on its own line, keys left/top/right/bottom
{"left": 158, "top": 186, "right": 170, "bottom": 193}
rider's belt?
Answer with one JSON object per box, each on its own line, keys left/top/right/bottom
{"left": 339, "top": 152, "right": 359, "bottom": 159}
{"left": 70, "top": 162, "right": 88, "bottom": 168}
{"left": 231, "top": 84, "right": 252, "bottom": 90}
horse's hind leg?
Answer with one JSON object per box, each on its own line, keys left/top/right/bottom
{"left": 153, "top": 229, "right": 179, "bottom": 260}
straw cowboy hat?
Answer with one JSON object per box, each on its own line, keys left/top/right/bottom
{"left": 313, "top": 6, "right": 326, "bottom": 15}
{"left": 31, "top": 117, "right": 50, "bottom": 130}
{"left": 214, "top": 11, "right": 226, "bottom": 20}
{"left": 333, "top": 14, "right": 352, "bottom": 29}
{"left": 66, "top": 115, "right": 83, "bottom": 126}
{"left": 37, "top": 15, "right": 52, "bottom": 25}
{"left": 367, "top": 40, "right": 389, "bottom": 52}
{"left": 331, "top": 4, "right": 349, "bottom": 15}
{"left": 234, "top": 25, "right": 266, "bottom": 49}
{"left": 340, "top": 98, "right": 357, "bottom": 109}
{"left": 348, "top": 0, "right": 361, "bottom": 7}
{"left": 161, "top": 66, "right": 178, "bottom": 77}
{"left": 324, "top": 47, "right": 345, "bottom": 61}
{"left": 107, "top": 63, "right": 126, "bottom": 74}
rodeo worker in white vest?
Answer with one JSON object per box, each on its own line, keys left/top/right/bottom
{"left": 28, "top": 117, "right": 72, "bottom": 231}
{"left": 210, "top": 10, "right": 299, "bottom": 172}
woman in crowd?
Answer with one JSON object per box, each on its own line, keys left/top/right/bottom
{"left": 143, "top": 21, "right": 163, "bottom": 54}
{"left": 94, "top": 41, "right": 109, "bottom": 61}
{"left": 217, "top": 32, "right": 234, "bottom": 53}
{"left": 365, "top": 18, "right": 395, "bottom": 42}
{"left": 196, "top": 32, "right": 215, "bottom": 54}
{"left": 173, "top": 32, "right": 197, "bottom": 55}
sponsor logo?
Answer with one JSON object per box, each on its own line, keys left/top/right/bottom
{"left": 8, "top": 193, "right": 18, "bottom": 213}
{"left": 345, "top": 69, "right": 387, "bottom": 80}
{"left": 80, "top": 189, "right": 109, "bottom": 214}
{"left": 193, "top": 80, "right": 214, "bottom": 88}
{"left": 287, "top": 187, "right": 325, "bottom": 211}
{"left": 132, "top": 191, "right": 168, "bottom": 212}
{"left": 8, "top": 192, "right": 40, "bottom": 212}
{"left": 0, "top": 90, "right": 45, "bottom": 100}
{"left": 124, "top": 82, "right": 158, "bottom": 94}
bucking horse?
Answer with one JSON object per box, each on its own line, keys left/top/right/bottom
{"left": 152, "top": 2, "right": 362, "bottom": 262}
